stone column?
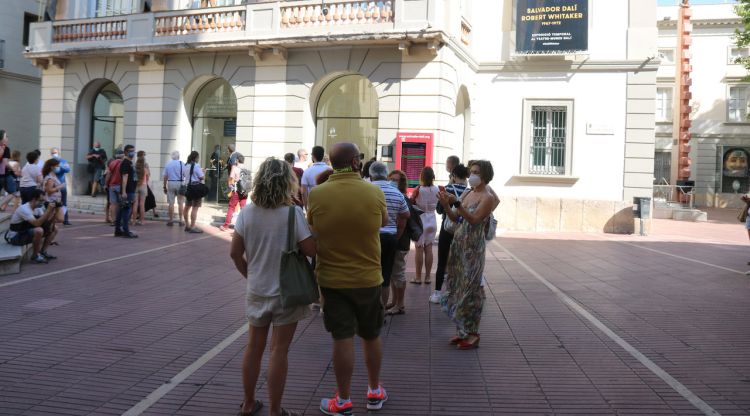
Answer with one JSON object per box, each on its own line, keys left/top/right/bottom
{"left": 623, "top": 0, "right": 658, "bottom": 203}
{"left": 247, "top": 54, "right": 288, "bottom": 172}
{"left": 132, "top": 60, "right": 167, "bottom": 198}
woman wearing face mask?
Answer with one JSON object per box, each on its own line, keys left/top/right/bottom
{"left": 431, "top": 164, "right": 468, "bottom": 304}
{"left": 437, "top": 160, "right": 499, "bottom": 350}
{"left": 182, "top": 151, "right": 206, "bottom": 233}
{"left": 42, "top": 158, "right": 66, "bottom": 229}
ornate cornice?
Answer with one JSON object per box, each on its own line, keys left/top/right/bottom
{"left": 658, "top": 18, "right": 741, "bottom": 30}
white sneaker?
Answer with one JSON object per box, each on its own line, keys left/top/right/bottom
{"left": 429, "top": 291, "right": 441, "bottom": 304}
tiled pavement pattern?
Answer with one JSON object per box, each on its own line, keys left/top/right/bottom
{"left": 0, "top": 213, "right": 748, "bottom": 415}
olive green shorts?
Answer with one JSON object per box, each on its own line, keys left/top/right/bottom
{"left": 320, "top": 286, "right": 384, "bottom": 340}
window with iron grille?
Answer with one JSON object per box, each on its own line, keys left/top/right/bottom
{"left": 529, "top": 106, "right": 567, "bottom": 175}
{"left": 653, "top": 151, "right": 671, "bottom": 185}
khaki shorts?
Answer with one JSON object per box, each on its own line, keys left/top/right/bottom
{"left": 246, "top": 293, "right": 310, "bottom": 327}
{"left": 391, "top": 250, "right": 408, "bottom": 289}
{"left": 166, "top": 182, "right": 184, "bottom": 205}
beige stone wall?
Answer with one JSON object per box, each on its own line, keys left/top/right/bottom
{"left": 42, "top": 57, "right": 140, "bottom": 195}
{"left": 497, "top": 197, "right": 636, "bottom": 234}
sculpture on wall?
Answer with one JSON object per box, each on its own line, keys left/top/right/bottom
{"left": 723, "top": 148, "right": 749, "bottom": 178}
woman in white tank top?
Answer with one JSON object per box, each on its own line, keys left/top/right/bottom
{"left": 410, "top": 167, "right": 439, "bottom": 284}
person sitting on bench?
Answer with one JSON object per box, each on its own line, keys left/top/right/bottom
{"left": 5, "top": 189, "right": 58, "bottom": 264}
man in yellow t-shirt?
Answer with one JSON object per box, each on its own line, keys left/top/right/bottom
{"left": 307, "top": 142, "right": 390, "bottom": 414}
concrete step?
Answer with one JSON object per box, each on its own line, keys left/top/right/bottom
{"left": 672, "top": 208, "right": 708, "bottom": 222}
{"left": 0, "top": 243, "right": 33, "bottom": 276}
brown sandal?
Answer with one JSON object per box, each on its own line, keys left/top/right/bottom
{"left": 237, "top": 400, "right": 263, "bottom": 416}
{"left": 386, "top": 306, "right": 405, "bottom": 315}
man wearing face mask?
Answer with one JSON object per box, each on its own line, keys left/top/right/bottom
{"left": 86, "top": 141, "right": 107, "bottom": 197}
{"left": 50, "top": 148, "right": 71, "bottom": 225}
{"left": 369, "top": 161, "right": 409, "bottom": 310}
{"left": 307, "top": 142, "right": 390, "bottom": 415}
{"left": 115, "top": 145, "right": 138, "bottom": 238}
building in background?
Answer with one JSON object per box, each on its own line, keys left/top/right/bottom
{"left": 657, "top": 1, "right": 748, "bottom": 209}
{"left": 0, "top": 0, "right": 43, "bottom": 157}
{"left": 26, "top": 0, "right": 657, "bottom": 233}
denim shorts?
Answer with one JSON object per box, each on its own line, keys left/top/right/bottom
{"left": 5, "top": 176, "right": 17, "bottom": 194}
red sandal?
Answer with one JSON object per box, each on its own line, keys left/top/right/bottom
{"left": 456, "top": 334, "right": 480, "bottom": 350}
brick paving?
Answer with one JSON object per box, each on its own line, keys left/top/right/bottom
{"left": 0, "top": 213, "right": 748, "bottom": 415}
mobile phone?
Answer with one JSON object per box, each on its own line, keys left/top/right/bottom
{"left": 438, "top": 185, "right": 446, "bottom": 193}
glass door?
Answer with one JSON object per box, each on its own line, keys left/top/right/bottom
{"left": 192, "top": 78, "right": 237, "bottom": 204}
{"left": 316, "top": 74, "right": 379, "bottom": 160}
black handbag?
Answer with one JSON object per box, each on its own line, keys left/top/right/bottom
{"left": 279, "top": 206, "right": 318, "bottom": 308}
{"left": 145, "top": 186, "right": 156, "bottom": 212}
{"left": 185, "top": 163, "right": 208, "bottom": 199}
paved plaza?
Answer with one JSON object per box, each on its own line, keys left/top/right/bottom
{"left": 0, "top": 211, "right": 748, "bottom": 416}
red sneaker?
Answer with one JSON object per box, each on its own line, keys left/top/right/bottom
{"left": 367, "top": 385, "right": 388, "bottom": 410}
{"left": 320, "top": 393, "right": 353, "bottom": 416}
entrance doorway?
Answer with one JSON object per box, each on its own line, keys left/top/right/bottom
{"left": 191, "top": 78, "right": 237, "bottom": 203}
{"left": 92, "top": 82, "right": 124, "bottom": 161}
{"left": 316, "top": 74, "right": 379, "bottom": 160}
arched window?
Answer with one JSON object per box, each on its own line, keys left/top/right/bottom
{"left": 316, "top": 75, "right": 379, "bottom": 160}
{"left": 92, "top": 82, "right": 124, "bottom": 158}
{"left": 192, "top": 78, "right": 237, "bottom": 203}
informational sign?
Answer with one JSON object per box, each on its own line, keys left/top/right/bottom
{"left": 394, "top": 132, "right": 434, "bottom": 190}
{"left": 223, "top": 119, "right": 236, "bottom": 137}
{"left": 516, "top": 0, "right": 588, "bottom": 54}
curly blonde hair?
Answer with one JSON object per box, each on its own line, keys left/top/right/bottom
{"left": 251, "top": 157, "right": 297, "bottom": 209}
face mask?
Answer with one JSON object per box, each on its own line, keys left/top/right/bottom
{"left": 128, "top": 151, "right": 136, "bottom": 158}
{"left": 54, "top": 166, "right": 61, "bottom": 174}
{"left": 468, "top": 174, "right": 482, "bottom": 188}
{"left": 52, "top": 154, "right": 60, "bottom": 160}
{"left": 93, "top": 147, "right": 100, "bottom": 151}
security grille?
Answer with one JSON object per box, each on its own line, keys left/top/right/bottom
{"left": 530, "top": 106, "right": 566, "bottom": 175}
{"left": 653, "top": 151, "right": 671, "bottom": 184}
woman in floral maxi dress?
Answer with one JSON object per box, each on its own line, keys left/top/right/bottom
{"left": 438, "top": 160, "right": 499, "bottom": 350}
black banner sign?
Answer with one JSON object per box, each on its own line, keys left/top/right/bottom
{"left": 516, "top": 0, "right": 588, "bottom": 54}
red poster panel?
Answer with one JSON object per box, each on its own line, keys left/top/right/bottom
{"left": 394, "top": 132, "right": 434, "bottom": 192}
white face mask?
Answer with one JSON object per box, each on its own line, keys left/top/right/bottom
{"left": 468, "top": 174, "right": 482, "bottom": 188}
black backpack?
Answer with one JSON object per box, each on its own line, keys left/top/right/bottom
{"left": 236, "top": 167, "right": 252, "bottom": 197}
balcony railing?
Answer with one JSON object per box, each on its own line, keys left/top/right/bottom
{"left": 154, "top": 6, "right": 246, "bottom": 37}
{"left": 26, "top": 0, "right": 449, "bottom": 56}
{"left": 53, "top": 16, "right": 128, "bottom": 43}
{"left": 280, "top": 1, "right": 393, "bottom": 28}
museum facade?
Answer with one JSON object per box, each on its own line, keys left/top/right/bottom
{"left": 26, "top": 0, "right": 657, "bottom": 232}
